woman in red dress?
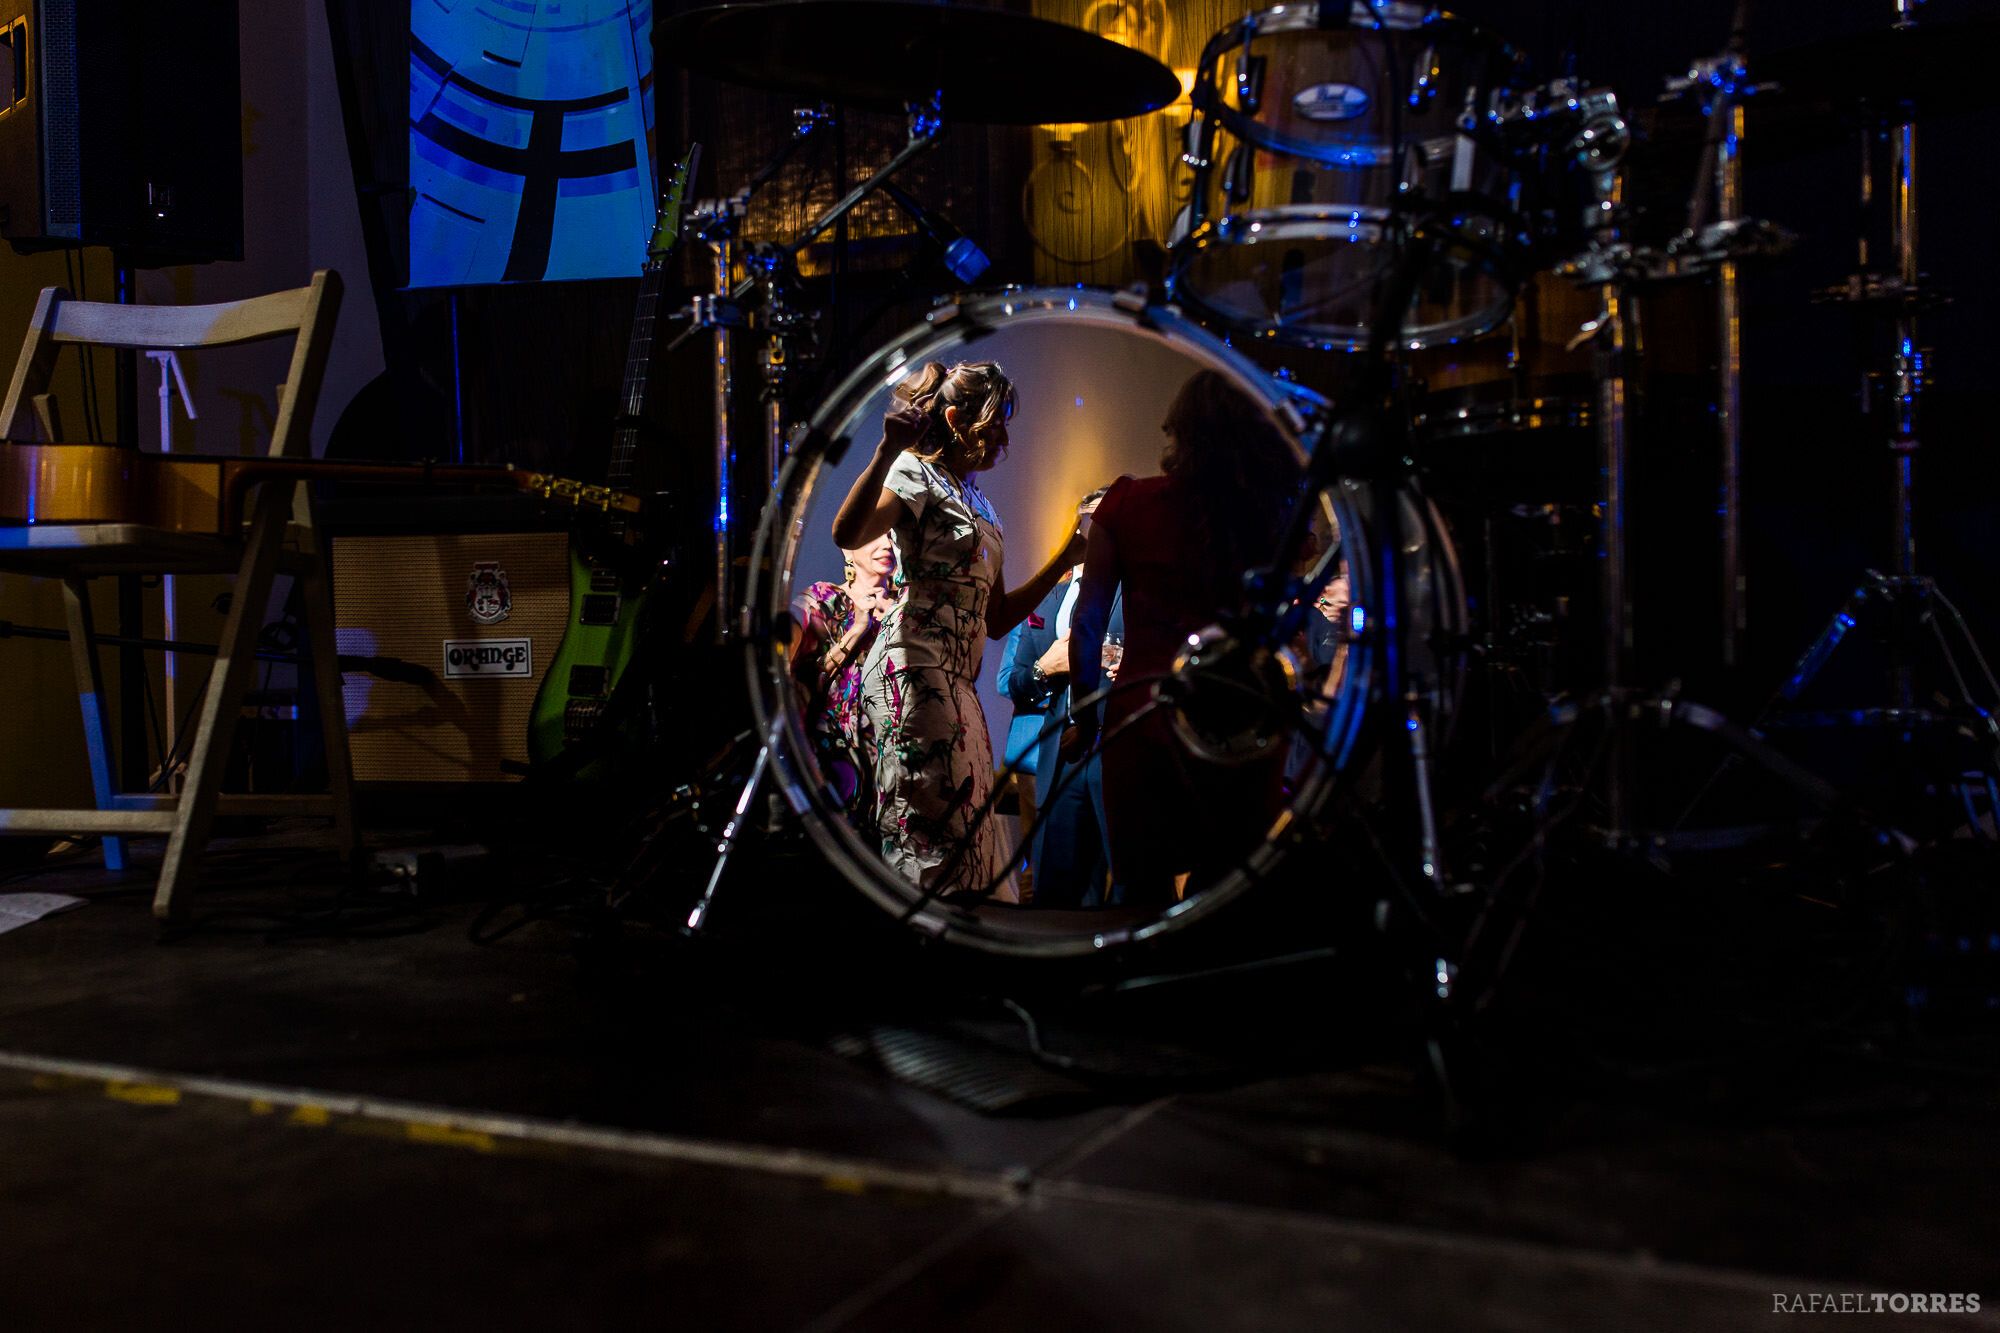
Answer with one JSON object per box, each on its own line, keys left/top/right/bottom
{"left": 1063, "top": 371, "right": 1303, "bottom": 906}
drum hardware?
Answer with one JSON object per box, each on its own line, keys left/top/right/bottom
{"left": 673, "top": 88, "right": 1022, "bottom": 644}
{"left": 657, "top": 13, "right": 1185, "bottom": 926}
{"left": 674, "top": 109, "right": 836, "bottom": 643}
{"left": 1660, "top": 0, "right": 1756, "bottom": 666}
{"left": 1755, "top": 1, "right": 2000, "bottom": 781}
{"left": 1549, "top": 237, "right": 1796, "bottom": 846}
{"left": 1169, "top": 0, "right": 1526, "bottom": 351}
{"left": 1245, "top": 215, "right": 1472, "bottom": 923}
{"left": 640, "top": 0, "right": 1979, "bottom": 1014}
{"left": 734, "top": 286, "right": 1392, "bottom": 955}
{"left": 683, "top": 716, "right": 786, "bottom": 935}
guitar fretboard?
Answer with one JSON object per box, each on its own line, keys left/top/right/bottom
{"left": 608, "top": 259, "right": 665, "bottom": 492}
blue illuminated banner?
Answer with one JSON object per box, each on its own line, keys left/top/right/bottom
{"left": 408, "top": 1, "right": 657, "bottom": 286}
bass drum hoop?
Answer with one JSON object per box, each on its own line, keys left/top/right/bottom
{"left": 743, "top": 287, "right": 1376, "bottom": 957}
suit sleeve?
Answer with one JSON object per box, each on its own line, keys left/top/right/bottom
{"left": 1000, "top": 605, "right": 1055, "bottom": 710}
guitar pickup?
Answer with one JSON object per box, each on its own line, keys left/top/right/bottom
{"left": 563, "top": 698, "right": 608, "bottom": 743}
{"left": 567, "top": 664, "right": 611, "bottom": 697}
{"left": 579, "top": 592, "right": 621, "bottom": 626}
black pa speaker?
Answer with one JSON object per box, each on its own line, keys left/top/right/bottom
{"left": 0, "top": 0, "right": 242, "bottom": 265}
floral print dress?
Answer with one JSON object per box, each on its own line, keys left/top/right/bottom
{"left": 793, "top": 581, "right": 880, "bottom": 814}
{"left": 860, "top": 452, "right": 1014, "bottom": 898}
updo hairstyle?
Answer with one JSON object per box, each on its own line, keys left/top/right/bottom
{"left": 892, "top": 360, "right": 1015, "bottom": 463}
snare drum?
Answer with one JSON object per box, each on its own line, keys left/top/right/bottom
{"left": 1170, "top": 1, "right": 1525, "bottom": 350}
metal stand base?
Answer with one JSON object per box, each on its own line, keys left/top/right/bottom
{"left": 1767, "top": 571, "right": 2000, "bottom": 762}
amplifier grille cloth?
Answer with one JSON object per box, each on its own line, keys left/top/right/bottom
{"left": 331, "top": 532, "right": 569, "bottom": 783}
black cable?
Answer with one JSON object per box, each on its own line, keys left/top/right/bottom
{"left": 140, "top": 652, "right": 167, "bottom": 781}
{"left": 72, "top": 248, "right": 103, "bottom": 443}
{"left": 151, "top": 677, "right": 210, "bottom": 793}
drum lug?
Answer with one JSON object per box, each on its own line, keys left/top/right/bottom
{"left": 1180, "top": 115, "right": 1214, "bottom": 171}
{"left": 1234, "top": 51, "right": 1266, "bottom": 113}
{"left": 1411, "top": 43, "right": 1441, "bottom": 108}
{"left": 1110, "top": 284, "right": 1155, "bottom": 314}
{"left": 1222, "top": 145, "right": 1254, "bottom": 205}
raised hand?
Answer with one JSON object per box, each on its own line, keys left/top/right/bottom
{"left": 881, "top": 404, "right": 931, "bottom": 454}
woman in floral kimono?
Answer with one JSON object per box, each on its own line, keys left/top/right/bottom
{"left": 791, "top": 532, "right": 900, "bottom": 815}
{"left": 830, "top": 361, "right": 1084, "bottom": 900}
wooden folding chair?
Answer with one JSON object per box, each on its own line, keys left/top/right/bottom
{"left": 0, "top": 270, "right": 355, "bottom": 920}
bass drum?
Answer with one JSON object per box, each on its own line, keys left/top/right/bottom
{"left": 743, "top": 288, "right": 1460, "bottom": 956}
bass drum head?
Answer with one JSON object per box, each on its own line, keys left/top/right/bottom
{"left": 744, "top": 288, "right": 1376, "bottom": 957}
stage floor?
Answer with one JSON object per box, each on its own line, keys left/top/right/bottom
{"left": 1, "top": 825, "right": 1995, "bottom": 1330}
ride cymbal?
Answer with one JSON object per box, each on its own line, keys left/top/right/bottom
{"left": 657, "top": 0, "right": 1183, "bottom": 124}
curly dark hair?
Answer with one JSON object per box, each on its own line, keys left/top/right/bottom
{"left": 1158, "top": 370, "right": 1302, "bottom": 603}
{"left": 892, "top": 360, "right": 1014, "bottom": 463}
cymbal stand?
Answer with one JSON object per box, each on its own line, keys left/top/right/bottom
{"left": 1666, "top": 0, "right": 1755, "bottom": 666}
{"left": 1550, "top": 89, "right": 1804, "bottom": 851}
{"left": 682, "top": 108, "right": 834, "bottom": 642}
{"left": 681, "top": 100, "right": 949, "bottom": 917}
{"left": 748, "top": 98, "right": 945, "bottom": 489}
{"left": 679, "top": 103, "right": 947, "bottom": 645}
{"left": 1768, "top": 0, "right": 2000, "bottom": 774}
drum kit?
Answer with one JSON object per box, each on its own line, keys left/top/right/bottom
{"left": 651, "top": 0, "right": 2000, "bottom": 1011}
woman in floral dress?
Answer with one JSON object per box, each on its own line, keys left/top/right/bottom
{"left": 830, "top": 361, "right": 1084, "bottom": 900}
{"left": 791, "top": 532, "right": 900, "bottom": 815}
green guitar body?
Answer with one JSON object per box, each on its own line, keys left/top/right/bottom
{"left": 520, "top": 142, "right": 701, "bottom": 780}
{"left": 525, "top": 547, "right": 650, "bottom": 775}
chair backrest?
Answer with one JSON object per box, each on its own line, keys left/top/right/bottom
{"left": 0, "top": 269, "right": 343, "bottom": 461}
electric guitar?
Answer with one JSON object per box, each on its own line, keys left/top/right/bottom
{"left": 526, "top": 144, "right": 701, "bottom": 773}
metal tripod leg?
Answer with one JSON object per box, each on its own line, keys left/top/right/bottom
{"left": 1775, "top": 572, "right": 1884, "bottom": 706}
{"left": 1770, "top": 572, "right": 2000, "bottom": 750}
{"left": 684, "top": 721, "right": 779, "bottom": 934}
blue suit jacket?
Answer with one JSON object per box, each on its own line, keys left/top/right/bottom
{"left": 1002, "top": 574, "right": 1123, "bottom": 802}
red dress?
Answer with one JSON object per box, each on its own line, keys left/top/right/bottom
{"left": 1082, "top": 474, "right": 1286, "bottom": 902}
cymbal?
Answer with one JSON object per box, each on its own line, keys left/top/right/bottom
{"left": 657, "top": 1, "right": 1183, "bottom": 125}
{"left": 1641, "top": 19, "right": 2000, "bottom": 168}
{"left": 1757, "top": 19, "right": 2000, "bottom": 122}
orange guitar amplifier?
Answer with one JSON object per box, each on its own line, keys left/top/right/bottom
{"left": 331, "top": 532, "right": 570, "bottom": 783}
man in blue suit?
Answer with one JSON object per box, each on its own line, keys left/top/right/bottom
{"left": 999, "top": 488, "right": 1122, "bottom": 907}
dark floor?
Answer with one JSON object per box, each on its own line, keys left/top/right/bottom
{"left": 1, "top": 825, "right": 1996, "bottom": 1331}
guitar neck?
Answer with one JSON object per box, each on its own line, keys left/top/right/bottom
{"left": 607, "top": 258, "right": 668, "bottom": 492}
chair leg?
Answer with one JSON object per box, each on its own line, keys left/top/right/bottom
{"left": 153, "top": 486, "right": 291, "bottom": 920}
{"left": 61, "top": 578, "right": 127, "bottom": 871}
{"left": 295, "top": 530, "right": 357, "bottom": 861}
